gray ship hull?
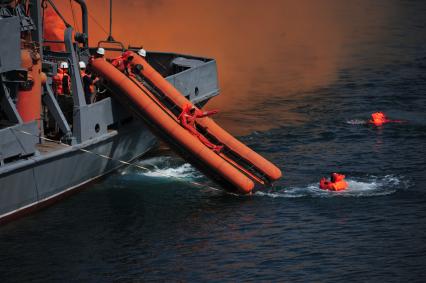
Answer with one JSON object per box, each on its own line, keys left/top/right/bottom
{"left": 0, "top": 51, "right": 219, "bottom": 223}
{"left": 0, "top": 121, "right": 157, "bottom": 223}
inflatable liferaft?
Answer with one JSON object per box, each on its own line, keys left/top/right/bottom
{"left": 320, "top": 173, "right": 348, "bottom": 191}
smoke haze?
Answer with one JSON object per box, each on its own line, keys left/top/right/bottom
{"left": 43, "top": 6, "right": 66, "bottom": 51}
{"left": 54, "top": 0, "right": 392, "bottom": 131}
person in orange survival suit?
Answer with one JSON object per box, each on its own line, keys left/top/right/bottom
{"left": 79, "top": 61, "right": 99, "bottom": 104}
{"left": 369, "top": 112, "right": 390, "bottom": 126}
{"left": 52, "top": 61, "right": 71, "bottom": 95}
{"left": 178, "top": 104, "right": 223, "bottom": 153}
{"left": 94, "top": 47, "right": 105, "bottom": 59}
{"left": 112, "top": 50, "right": 134, "bottom": 75}
{"left": 52, "top": 64, "right": 64, "bottom": 95}
{"left": 61, "top": 61, "right": 71, "bottom": 95}
{"left": 319, "top": 173, "right": 348, "bottom": 191}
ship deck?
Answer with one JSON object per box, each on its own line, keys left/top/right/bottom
{"left": 36, "top": 140, "right": 69, "bottom": 155}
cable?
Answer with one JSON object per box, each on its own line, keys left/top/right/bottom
{"left": 69, "top": 0, "right": 80, "bottom": 33}
{"left": 16, "top": 130, "right": 238, "bottom": 196}
{"left": 87, "top": 9, "right": 109, "bottom": 36}
{"left": 46, "top": 0, "right": 71, "bottom": 28}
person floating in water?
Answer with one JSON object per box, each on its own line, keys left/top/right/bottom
{"left": 369, "top": 112, "right": 390, "bottom": 126}
{"left": 178, "top": 104, "right": 223, "bottom": 153}
{"left": 369, "top": 111, "right": 405, "bottom": 126}
{"left": 347, "top": 111, "right": 405, "bottom": 126}
{"left": 320, "top": 173, "right": 348, "bottom": 191}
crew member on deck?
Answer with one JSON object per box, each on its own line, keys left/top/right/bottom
{"left": 112, "top": 51, "right": 134, "bottom": 75}
{"left": 94, "top": 47, "right": 105, "bottom": 59}
{"left": 52, "top": 63, "right": 64, "bottom": 95}
{"left": 79, "top": 61, "right": 86, "bottom": 77}
{"left": 80, "top": 61, "right": 98, "bottom": 104}
{"left": 62, "top": 62, "right": 71, "bottom": 95}
{"left": 53, "top": 61, "right": 70, "bottom": 96}
{"left": 178, "top": 104, "right": 223, "bottom": 153}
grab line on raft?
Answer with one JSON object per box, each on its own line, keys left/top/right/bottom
{"left": 16, "top": 130, "right": 239, "bottom": 196}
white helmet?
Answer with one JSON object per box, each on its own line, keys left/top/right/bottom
{"left": 60, "top": 61, "right": 69, "bottom": 69}
{"left": 79, "top": 61, "right": 86, "bottom": 69}
{"left": 96, "top": 47, "right": 105, "bottom": 55}
{"left": 137, "top": 48, "right": 146, "bottom": 57}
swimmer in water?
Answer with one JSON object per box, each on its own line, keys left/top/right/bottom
{"left": 369, "top": 112, "right": 389, "bottom": 126}
{"left": 347, "top": 112, "right": 405, "bottom": 126}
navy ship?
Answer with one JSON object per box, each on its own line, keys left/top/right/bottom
{"left": 0, "top": 0, "right": 281, "bottom": 223}
{"left": 0, "top": 0, "right": 220, "bottom": 223}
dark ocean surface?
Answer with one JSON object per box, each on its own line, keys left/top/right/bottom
{"left": 1, "top": 1, "right": 426, "bottom": 282}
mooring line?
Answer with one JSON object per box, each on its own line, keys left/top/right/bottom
{"left": 17, "top": 130, "right": 238, "bottom": 196}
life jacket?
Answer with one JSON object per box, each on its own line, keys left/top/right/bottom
{"left": 179, "top": 104, "right": 197, "bottom": 131}
{"left": 53, "top": 69, "right": 64, "bottom": 95}
{"left": 112, "top": 52, "right": 133, "bottom": 74}
{"left": 320, "top": 173, "right": 348, "bottom": 191}
{"left": 112, "top": 57, "right": 125, "bottom": 72}
{"left": 122, "top": 51, "right": 133, "bottom": 58}
{"left": 178, "top": 104, "right": 223, "bottom": 153}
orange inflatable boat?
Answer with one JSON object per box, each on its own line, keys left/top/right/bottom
{"left": 128, "top": 52, "right": 281, "bottom": 181}
{"left": 91, "top": 55, "right": 281, "bottom": 194}
{"left": 319, "top": 173, "right": 348, "bottom": 191}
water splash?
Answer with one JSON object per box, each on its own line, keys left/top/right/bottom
{"left": 142, "top": 163, "right": 197, "bottom": 179}
{"left": 346, "top": 119, "right": 367, "bottom": 125}
{"left": 255, "top": 175, "right": 406, "bottom": 198}
{"left": 120, "top": 156, "right": 201, "bottom": 180}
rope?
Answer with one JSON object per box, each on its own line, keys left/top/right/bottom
{"left": 69, "top": 0, "right": 80, "bottom": 33}
{"left": 16, "top": 130, "right": 238, "bottom": 196}
{"left": 87, "top": 9, "right": 109, "bottom": 37}
{"left": 47, "top": 0, "right": 71, "bottom": 28}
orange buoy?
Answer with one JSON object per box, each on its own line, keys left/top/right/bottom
{"left": 319, "top": 173, "right": 348, "bottom": 191}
